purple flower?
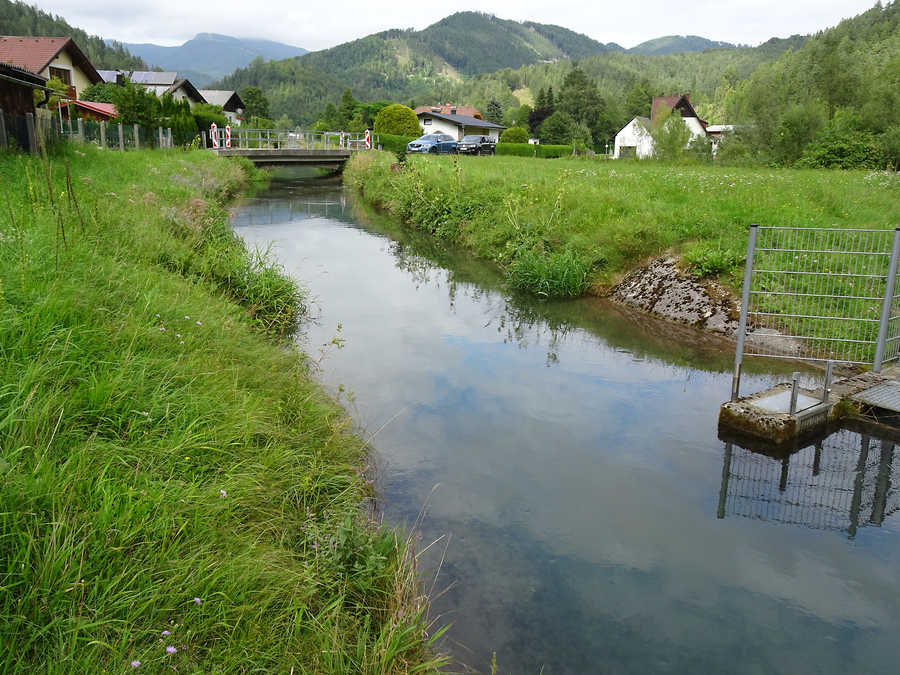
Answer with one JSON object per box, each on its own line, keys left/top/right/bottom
{"left": 130, "top": 660, "right": 141, "bottom": 668}
{"left": 159, "top": 326, "right": 166, "bottom": 332}
{"left": 195, "top": 320, "right": 202, "bottom": 326}
{"left": 161, "top": 630, "right": 170, "bottom": 636}
{"left": 165, "top": 646, "right": 177, "bottom": 654}
{"left": 219, "top": 489, "right": 227, "bottom": 498}
{"left": 193, "top": 597, "right": 202, "bottom": 605}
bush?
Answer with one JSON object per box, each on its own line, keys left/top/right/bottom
{"left": 500, "top": 126, "right": 529, "bottom": 144}
{"left": 496, "top": 143, "right": 573, "bottom": 158}
{"left": 540, "top": 111, "right": 577, "bottom": 145}
{"left": 377, "top": 133, "right": 416, "bottom": 161}
{"left": 374, "top": 104, "right": 421, "bottom": 137}
{"left": 192, "top": 103, "right": 228, "bottom": 133}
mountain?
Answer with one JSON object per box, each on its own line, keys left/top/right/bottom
{"left": 121, "top": 33, "right": 308, "bottom": 86}
{"left": 628, "top": 35, "right": 737, "bottom": 55}
{"left": 217, "top": 11, "right": 621, "bottom": 122}
{"left": 0, "top": 0, "right": 144, "bottom": 70}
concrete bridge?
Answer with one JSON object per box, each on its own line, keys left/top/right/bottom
{"left": 208, "top": 128, "right": 374, "bottom": 168}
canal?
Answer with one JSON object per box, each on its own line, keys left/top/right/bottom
{"left": 231, "top": 171, "right": 900, "bottom": 673}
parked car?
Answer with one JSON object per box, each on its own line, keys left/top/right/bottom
{"left": 406, "top": 133, "right": 457, "bottom": 154}
{"left": 457, "top": 135, "right": 496, "bottom": 155}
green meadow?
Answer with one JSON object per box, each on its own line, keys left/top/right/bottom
{"left": 345, "top": 152, "right": 900, "bottom": 298}
{"left": 0, "top": 146, "right": 444, "bottom": 672}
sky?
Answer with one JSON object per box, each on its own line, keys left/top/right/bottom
{"left": 33, "top": 0, "right": 880, "bottom": 50}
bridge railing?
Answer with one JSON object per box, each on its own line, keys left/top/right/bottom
{"left": 209, "top": 128, "right": 378, "bottom": 151}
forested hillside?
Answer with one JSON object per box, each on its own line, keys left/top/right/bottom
{"left": 0, "top": 0, "right": 144, "bottom": 70}
{"left": 721, "top": 0, "right": 900, "bottom": 166}
{"left": 216, "top": 12, "right": 620, "bottom": 123}
{"left": 216, "top": 10, "right": 804, "bottom": 127}
{"left": 627, "top": 35, "right": 737, "bottom": 55}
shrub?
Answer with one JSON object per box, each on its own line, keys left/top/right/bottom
{"left": 374, "top": 104, "right": 421, "bottom": 137}
{"left": 192, "top": 104, "right": 228, "bottom": 132}
{"left": 500, "top": 126, "right": 529, "bottom": 144}
{"left": 377, "top": 133, "right": 416, "bottom": 160}
{"left": 539, "top": 111, "right": 576, "bottom": 145}
{"left": 496, "top": 143, "right": 573, "bottom": 158}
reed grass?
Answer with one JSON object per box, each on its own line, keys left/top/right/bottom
{"left": 0, "top": 144, "right": 446, "bottom": 672}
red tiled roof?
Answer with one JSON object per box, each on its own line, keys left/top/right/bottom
{"left": 650, "top": 96, "right": 681, "bottom": 122}
{"left": 73, "top": 100, "right": 116, "bottom": 119}
{"left": 0, "top": 36, "right": 101, "bottom": 84}
{"left": 414, "top": 103, "right": 483, "bottom": 119}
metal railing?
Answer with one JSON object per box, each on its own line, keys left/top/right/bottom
{"left": 207, "top": 127, "right": 377, "bottom": 151}
{"left": 732, "top": 225, "right": 900, "bottom": 398}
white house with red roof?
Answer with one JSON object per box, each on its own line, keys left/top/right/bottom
{"left": 613, "top": 93, "right": 709, "bottom": 159}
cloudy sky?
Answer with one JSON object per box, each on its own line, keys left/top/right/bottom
{"left": 34, "top": 0, "right": 879, "bottom": 50}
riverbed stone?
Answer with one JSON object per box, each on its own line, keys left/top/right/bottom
{"left": 610, "top": 256, "right": 738, "bottom": 335}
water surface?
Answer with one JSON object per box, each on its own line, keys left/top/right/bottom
{"left": 232, "top": 173, "right": 900, "bottom": 674}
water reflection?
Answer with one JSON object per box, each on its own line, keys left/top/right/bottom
{"left": 718, "top": 429, "right": 899, "bottom": 537}
{"left": 232, "top": 176, "right": 900, "bottom": 674}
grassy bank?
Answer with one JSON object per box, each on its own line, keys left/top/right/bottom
{"left": 0, "top": 146, "right": 444, "bottom": 671}
{"left": 345, "top": 152, "right": 900, "bottom": 297}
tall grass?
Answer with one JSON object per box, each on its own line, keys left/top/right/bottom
{"left": 0, "top": 145, "right": 446, "bottom": 672}
{"left": 345, "top": 152, "right": 900, "bottom": 298}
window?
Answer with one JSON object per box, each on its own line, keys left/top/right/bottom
{"left": 422, "top": 118, "right": 432, "bottom": 125}
{"left": 49, "top": 67, "right": 72, "bottom": 85}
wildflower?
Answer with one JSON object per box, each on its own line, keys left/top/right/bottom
{"left": 312, "top": 540, "right": 319, "bottom": 550}
{"left": 130, "top": 661, "right": 141, "bottom": 668}
{"left": 196, "top": 320, "right": 202, "bottom": 326}
{"left": 155, "top": 314, "right": 160, "bottom": 318}
{"left": 180, "top": 341, "right": 185, "bottom": 345}
{"left": 193, "top": 597, "right": 202, "bottom": 605}
{"left": 161, "top": 630, "right": 170, "bottom": 636}
{"left": 176, "top": 333, "right": 181, "bottom": 338}
{"left": 165, "top": 646, "right": 177, "bottom": 654}
{"left": 184, "top": 316, "right": 190, "bottom": 320}
{"left": 219, "top": 489, "right": 227, "bottom": 498}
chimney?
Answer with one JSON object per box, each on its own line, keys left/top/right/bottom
{"left": 684, "top": 92, "right": 690, "bottom": 100}
{"left": 116, "top": 72, "right": 124, "bottom": 86}
{"left": 450, "top": 107, "right": 457, "bottom": 115}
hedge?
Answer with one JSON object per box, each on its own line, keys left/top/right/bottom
{"left": 377, "top": 133, "right": 417, "bottom": 160}
{"left": 495, "top": 143, "right": 575, "bottom": 158}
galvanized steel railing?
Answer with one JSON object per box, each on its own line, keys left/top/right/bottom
{"left": 732, "top": 225, "right": 900, "bottom": 399}
{"left": 208, "top": 127, "right": 376, "bottom": 151}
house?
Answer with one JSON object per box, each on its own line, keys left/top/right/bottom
{"left": 613, "top": 93, "right": 708, "bottom": 159}
{"left": 414, "top": 103, "right": 483, "bottom": 120}
{"left": 0, "top": 36, "right": 101, "bottom": 99}
{"left": 416, "top": 110, "right": 505, "bottom": 142}
{"left": 199, "top": 90, "right": 244, "bottom": 124}
{"left": 612, "top": 116, "right": 652, "bottom": 158}
{"left": 0, "top": 61, "right": 48, "bottom": 117}
{"left": 100, "top": 70, "right": 206, "bottom": 105}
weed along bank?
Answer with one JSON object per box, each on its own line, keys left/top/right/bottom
{"left": 0, "top": 146, "right": 445, "bottom": 671}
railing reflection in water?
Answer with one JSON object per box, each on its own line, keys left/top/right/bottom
{"left": 718, "top": 428, "right": 898, "bottom": 538}
{"left": 230, "top": 197, "right": 348, "bottom": 226}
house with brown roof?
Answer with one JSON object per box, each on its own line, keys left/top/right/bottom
{"left": 414, "top": 103, "right": 483, "bottom": 119}
{"left": 613, "top": 93, "right": 710, "bottom": 159}
{"left": 0, "top": 36, "right": 101, "bottom": 99}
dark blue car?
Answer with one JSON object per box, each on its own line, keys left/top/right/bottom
{"left": 406, "top": 133, "right": 457, "bottom": 154}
